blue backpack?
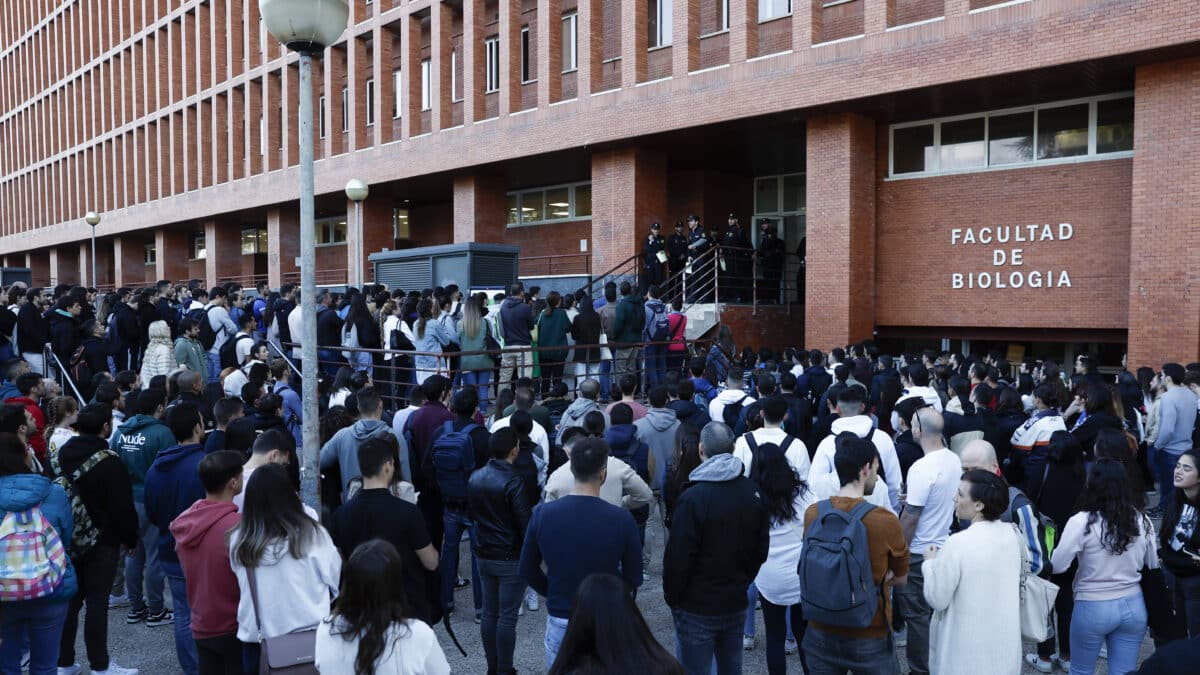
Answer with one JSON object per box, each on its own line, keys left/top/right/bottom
{"left": 799, "top": 500, "right": 880, "bottom": 628}
{"left": 430, "top": 421, "right": 478, "bottom": 503}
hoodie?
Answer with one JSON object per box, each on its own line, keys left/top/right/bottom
{"left": 708, "top": 388, "right": 755, "bottom": 427}
{"left": 55, "top": 434, "right": 139, "bottom": 550}
{"left": 499, "top": 296, "right": 534, "bottom": 347}
{"left": 606, "top": 424, "right": 650, "bottom": 485}
{"left": 111, "top": 414, "right": 178, "bottom": 502}
{"left": 634, "top": 407, "right": 681, "bottom": 489}
{"left": 811, "top": 415, "right": 903, "bottom": 512}
{"left": 611, "top": 294, "right": 645, "bottom": 345}
{"left": 5, "top": 395, "right": 46, "bottom": 461}
{"left": 669, "top": 398, "right": 711, "bottom": 429}
{"left": 662, "top": 453, "right": 770, "bottom": 615}
{"left": 891, "top": 385, "right": 943, "bottom": 430}
{"left": 143, "top": 442, "right": 207, "bottom": 566}
{"left": 170, "top": 499, "right": 241, "bottom": 639}
{"left": 319, "top": 419, "right": 396, "bottom": 498}
{"left": 555, "top": 397, "right": 608, "bottom": 445}
{"left": 0, "top": 473, "right": 77, "bottom": 602}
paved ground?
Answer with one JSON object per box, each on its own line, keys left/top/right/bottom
{"left": 67, "top": 508, "right": 1155, "bottom": 674}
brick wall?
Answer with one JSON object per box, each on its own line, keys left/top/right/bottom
{"left": 758, "top": 17, "right": 792, "bottom": 56}
{"left": 718, "top": 304, "right": 804, "bottom": 353}
{"left": 895, "top": 0, "right": 943, "bottom": 26}
{"left": 821, "top": 0, "right": 865, "bottom": 43}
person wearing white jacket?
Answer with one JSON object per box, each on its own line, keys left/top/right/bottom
{"left": 891, "top": 363, "right": 944, "bottom": 432}
{"left": 809, "top": 386, "right": 902, "bottom": 512}
{"left": 709, "top": 372, "right": 755, "bottom": 426}
{"left": 228, "top": 464, "right": 341, "bottom": 662}
{"left": 139, "top": 320, "right": 178, "bottom": 384}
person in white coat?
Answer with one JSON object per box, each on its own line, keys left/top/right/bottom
{"left": 139, "top": 320, "right": 178, "bottom": 383}
{"left": 922, "top": 469, "right": 1022, "bottom": 675}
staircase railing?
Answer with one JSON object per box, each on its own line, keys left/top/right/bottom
{"left": 42, "top": 344, "right": 85, "bottom": 405}
{"left": 573, "top": 253, "right": 640, "bottom": 302}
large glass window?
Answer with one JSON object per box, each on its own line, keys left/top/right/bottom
{"left": 393, "top": 208, "right": 410, "bottom": 239}
{"left": 1036, "top": 103, "right": 1088, "bottom": 159}
{"left": 144, "top": 244, "right": 157, "bottom": 265}
{"left": 649, "top": 0, "right": 672, "bottom": 48}
{"left": 1096, "top": 97, "right": 1134, "bottom": 154}
{"left": 987, "top": 111, "right": 1034, "bottom": 166}
{"left": 506, "top": 183, "right": 593, "bottom": 226}
{"left": 316, "top": 216, "right": 348, "bottom": 245}
{"left": 759, "top": 0, "right": 790, "bottom": 21}
{"left": 365, "top": 78, "right": 375, "bottom": 126}
{"left": 392, "top": 69, "right": 402, "bottom": 118}
{"left": 521, "top": 27, "right": 532, "bottom": 82}
{"left": 562, "top": 14, "right": 578, "bottom": 72}
{"left": 341, "top": 87, "right": 348, "bottom": 132}
{"left": 241, "top": 228, "right": 267, "bottom": 254}
{"left": 939, "top": 117, "right": 985, "bottom": 170}
{"left": 485, "top": 37, "right": 500, "bottom": 93}
{"left": 420, "top": 60, "right": 431, "bottom": 111}
{"left": 190, "top": 233, "right": 207, "bottom": 260}
{"left": 892, "top": 124, "right": 935, "bottom": 175}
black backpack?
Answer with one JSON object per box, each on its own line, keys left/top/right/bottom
{"left": 219, "top": 332, "right": 253, "bottom": 370}
{"left": 744, "top": 432, "right": 796, "bottom": 459}
{"left": 722, "top": 395, "right": 750, "bottom": 429}
{"left": 69, "top": 344, "right": 91, "bottom": 393}
{"left": 197, "top": 307, "right": 221, "bottom": 351}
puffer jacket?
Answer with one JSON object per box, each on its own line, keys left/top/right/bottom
{"left": 0, "top": 473, "right": 77, "bottom": 602}
{"left": 467, "top": 458, "right": 532, "bottom": 561}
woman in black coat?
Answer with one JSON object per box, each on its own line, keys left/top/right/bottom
{"left": 1070, "top": 384, "right": 1126, "bottom": 461}
{"left": 1159, "top": 448, "right": 1200, "bottom": 639}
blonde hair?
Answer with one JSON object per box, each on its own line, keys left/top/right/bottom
{"left": 43, "top": 396, "right": 79, "bottom": 443}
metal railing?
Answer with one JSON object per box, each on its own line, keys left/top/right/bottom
{"left": 42, "top": 344, "right": 85, "bottom": 405}
{"left": 520, "top": 253, "right": 592, "bottom": 277}
{"left": 217, "top": 273, "right": 271, "bottom": 288}
{"left": 282, "top": 268, "right": 349, "bottom": 286}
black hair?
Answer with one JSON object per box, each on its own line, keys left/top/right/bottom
{"left": 328, "top": 539, "right": 415, "bottom": 675}
{"left": 647, "top": 386, "right": 668, "bottom": 409}
{"left": 960, "top": 469, "right": 1009, "bottom": 520}
{"left": 357, "top": 437, "right": 396, "bottom": 479}
{"left": 452, "top": 387, "right": 479, "bottom": 417}
{"left": 1033, "top": 382, "right": 1059, "bottom": 409}
{"left": 610, "top": 402, "right": 633, "bottom": 426}
{"left": 199, "top": 450, "right": 246, "bottom": 493}
{"left": 166, "top": 402, "right": 202, "bottom": 442}
{"left": 134, "top": 388, "right": 167, "bottom": 418}
{"left": 761, "top": 396, "right": 788, "bottom": 425}
{"left": 14, "top": 372, "right": 41, "bottom": 396}
{"left": 1081, "top": 458, "right": 1147, "bottom": 555}
{"left": 421, "top": 374, "right": 450, "bottom": 403}
{"left": 489, "top": 427, "right": 518, "bottom": 459}
{"left": 582, "top": 410, "right": 607, "bottom": 437}
{"left": 0, "top": 432, "right": 30, "bottom": 475}
{"left": 906, "top": 363, "right": 930, "bottom": 386}
{"left": 833, "top": 435, "right": 878, "bottom": 487}
{"left": 749, "top": 442, "right": 807, "bottom": 526}
{"left": 570, "top": 437, "right": 609, "bottom": 482}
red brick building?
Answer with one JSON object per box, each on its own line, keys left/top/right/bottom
{"left": 0, "top": 0, "right": 1197, "bottom": 366}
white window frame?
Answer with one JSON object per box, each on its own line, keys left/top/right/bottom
{"left": 392, "top": 69, "right": 402, "bottom": 118}
{"left": 258, "top": 115, "right": 266, "bottom": 156}
{"left": 485, "top": 37, "right": 500, "bottom": 93}
{"left": 315, "top": 215, "right": 349, "bottom": 246}
{"left": 318, "top": 95, "right": 326, "bottom": 138}
{"left": 365, "top": 78, "right": 375, "bottom": 126}
{"left": 420, "top": 59, "right": 432, "bottom": 111}
{"left": 144, "top": 244, "right": 157, "bottom": 265}
{"left": 887, "top": 92, "right": 1134, "bottom": 180}
{"left": 562, "top": 13, "right": 578, "bottom": 72}
{"left": 721, "top": 0, "right": 729, "bottom": 31}
{"left": 340, "top": 87, "right": 348, "bottom": 132}
{"left": 758, "top": 0, "right": 791, "bottom": 22}
{"left": 506, "top": 181, "right": 593, "bottom": 228}
{"left": 649, "top": 0, "right": 672, "bottom": 48}
{"left": 190, "top": 233, "right": 207, "bottom": 260}
{"left": 521, "top": 27, "right": 533, "bottom": 83}
{"left": 451, "top": 49, "right": 461, "bottom": 102}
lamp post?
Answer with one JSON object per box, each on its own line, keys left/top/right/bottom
{"left": 344, "top": 179, "right": 368, "bottom": 287}
{"left": 84, "top": 211, "right": 100, "bottom": 290}
{"left": 260, "top": 0, "right": 348, "bottom": 510}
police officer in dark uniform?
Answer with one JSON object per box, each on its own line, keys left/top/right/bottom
{"left": 755, "top": 218, "right": 786, "bottom": 304}
{"left": 685, "top": 214, "right": 712, "bottom": 302}
{"left": 641, "top": 222, "right": 666, "bottom": 295}
{"left": 666, "top": 221, "right": 690, "bottom": 298}
{"left": 720, "top": 212, "right": 751, "bottom": 302}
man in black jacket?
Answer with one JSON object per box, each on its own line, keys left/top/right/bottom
{"left": 17, "top": 287, "right": 50, "bottom": 374}
{"left": 468, "top": 428, "right": 532, "bottom": 675}
{"left": 155, "top": 280, "right": 179, "bottom": 338}
{"left": 664, "top": 421, "right": 770, "bottom": 675}
{"left": 110, "top": 293, "right": 141, "bottom": 372}
{"left": 315, "top": 291, "right": 345, "bottom": 377}
{"left": 47, "top": 296, "right": 83, "bottom": 378}
{"left": 55, "top": 404, "right": 140, "bottom": 675}
{"left": 498, "top": 284, "right": 534, "bottom": 395}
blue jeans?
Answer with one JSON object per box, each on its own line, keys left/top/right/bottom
{"left": 0, "top": 599, "right": 69, "bottom": 675}
{"left": 672, "top": 608, "right": 746, "bottom": 675}
{"left": 477, "top": 557, "right": 524, "bottom": 675}
{"left": 802, "top": 626, "right": 899, "bottom": 675}
{"left": 126, "top": 502, "right": 166, "bottom": 614}
{"left": 441, "top": 508, "right": 481, "bottom": 615}
{"left": 599, "top": 359, "right": 612, "bottom": 400}
{"left": 545, "top": 615, "right": 570, "bottom": 671}
{"left": 206, "top": 352, "right": 221, "bottom": 383}
{"left": 644, "top": 343, "right": 667, "bottom": 387}
{"left": 1070, "top": 592, "right": 1147, "bottom": 675}
{"left": 459, "top": 370, "right": 492, "bottom": 415}
{"left": 165, "top": 568, "right": 199, "bottom": 675}
{"left": 1154, "top": 449, "right": 1180, "bottom": 511}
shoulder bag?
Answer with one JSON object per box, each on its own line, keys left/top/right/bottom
{"left": 1014, "top": 523, "right": 1058, "bottom": 642}
{"left": 247, "top": 566, "right": 319, "bottom": 674}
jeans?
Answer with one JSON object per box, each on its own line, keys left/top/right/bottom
{"left": 743, "top": 582, "right": 796, "bottom": 640}
{"left": 477, "top": 557, "right": 524, "bottom": 675}
{"left": 59, "top": 543, "right": 120, "bottom": 671}
{"left": 892, "top": 552, "right": 930, "bottom": 675}
{"left": 126, "top": 501, "right": 166, "bottom": 614}
{"left": 441, "top": 508, "right": 482, "bottom": 615}
{"left": 760, "top": 596, "right": 806, "bottom": 675}
{"left": 672, "top": 608, "right": 745, "bottom": 675}
{"left": 459, "top": 370, "right": 491, "bottom": 415}
{"left": 0, "top": 599, "right": 69, "bottom": 675}
{"left": 1169, "top": 570, "right": 1200, "bottom": 638}
{"left": 498, "top": 349, "right": 531, "bottom": 395}
{"left": 206, "top": 352, "right": 222, "bottom": 383}
{"left": 166, "top": 568, "right": 199, "bottom": 675}
{"left": 613, "top": 347, "right": 642, "bottom": 394}
{"left": 1070, "top": 591, "right": 1147, "bottom": 675}
{"left": 599, "top": 359, "right": 612, "bottom": 400}
{"left": 1154, "top": 449, "right": 1181, "bottom": 511}
{"left": 544, "top": 615, "right": 570, "bottom": 671}
{"left": 644, "top": 343, "right": 667, "bottom": 387}
{"left": 667, "top": 350, "right": 688, "bottom": 380}
{"left": 802, "top": 626, "right": 899, "bottom": 675}
{"left": 194, "top": 633, "right": 244, "bottom": 675}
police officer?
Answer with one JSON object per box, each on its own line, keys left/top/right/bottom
{"left": 641, "top": 222, "right": 667, "bottom": 295}
{"left": 667, "top": 221, "right": 690, "bottom": 298}
{"left": 720, "top": 212, "right": 751, "bottom": 302}
{"left": 755, "top": 218, "right": 785, "bottom": 304}
{"left": 685, "top": 214, "right": 712, "bottom": 302}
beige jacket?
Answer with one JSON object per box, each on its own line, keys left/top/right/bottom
{"left": 544, "top": 456, "right": 652, "bottom": 510}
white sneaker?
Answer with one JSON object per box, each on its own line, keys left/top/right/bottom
{"left": 92, "top": 663, "right": 139, "bottom": 675}
{"left": 742, "top": 634, "right": 756, "bottom": 651}
{"left": 57, "top": 666, "right": 82, "bottom": 675}
{"left": 524, "top": 589, "right": 539, "bottom": 612}
{"left": 1098, "top": 644, "right": 1107, "bottom": 659}
{"left": 894, "top": 628, "right": 907, "bottom": 647}
{"left": 1024, "top": 653, "right": 1053, "bottom": 674}
{"left": 108, "top": 592, "right": 130, "bottom": 608}
{"left": 784, "top": 638, "right": 797, "bottom": 655}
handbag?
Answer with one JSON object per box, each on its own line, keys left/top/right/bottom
{"left": 247, "top": 566, "right": 319, "bottom": 675}
{"left": 1140, "top": 565, "right": 1186, "bottom": 642}
{"left": 1014, "top": 524, "right": 1059, "bottom": 642}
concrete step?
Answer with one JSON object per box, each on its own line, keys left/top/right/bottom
{"left": 683, "top": 302, "right": 720, "bottom": 341}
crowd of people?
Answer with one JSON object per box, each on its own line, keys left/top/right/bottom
{"left": 3, "top": 277, "right": 1200, "bottom": 675}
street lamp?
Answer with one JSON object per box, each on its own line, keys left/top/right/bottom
{"left": 260, "top": 0, "right": 348, "bottom": 510}
{"left": 344, "top": 178, "right": 368, "bottom": 287}
{"left": 84, "top": 211, "right": 100, "bottom": 290}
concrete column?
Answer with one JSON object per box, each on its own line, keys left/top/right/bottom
{"left": 590, "top": 149, "right": 668, "bottom": 274}
{"left": 114, "top": 236, "right": 145, "bottom": 287}
{"left": 463, "top": 0, "right": 484, "bottom": 123}
{"left": 805, "top": 112, "right": 876, "bottom": 348}
{"left": 620, "top": 0, "right": 647, "bottom": 87}
{"left": 55, "top": 247, "right": 80, "bottom": 286}
{"left": 729, "top": 0, "right": 758, "bottom": 62}
{"left": 453, "top": 173, "right": 508, "bottom": 244}
{"left": 204, "top": 220, "right": 241, "bottom": 287}
{"left": 1128, "top": 58, "right": 1200, "bottom": 367}
{"left": 267, "top": 206, "right": 300, "bottom": 289}
{"left": 672, "top": 0, "right": 699, "bottom": 75}
{"left": 28, "top": 251, "right": 50, "bottom": 287}
{"left": 577, "top": 0, "right": 601, "bottom": 96}
{"left": 433, "top": 1, "right": 453, "bottom": 130}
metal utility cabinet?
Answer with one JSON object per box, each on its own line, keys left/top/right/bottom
{"left": 369, "top": 243, "right": 519, "bottom": 293}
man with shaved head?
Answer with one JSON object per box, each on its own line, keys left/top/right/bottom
{"left": 960, "top": 439, "right": 1046, "bottom": 576}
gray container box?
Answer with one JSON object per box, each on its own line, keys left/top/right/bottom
{"left": 370, "top": 243, "right": 519, "bottom": 293}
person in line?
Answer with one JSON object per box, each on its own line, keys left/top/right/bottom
{"left": 229, "top": 464, "right": 342, "bottom": 672}
{"left": 610, "top": 282, "right": 645, "bottom": 396}
{"left": 204, "top": 397, "right": 243, "bottom": 456}
{"left": 4, "top": 372, "right": 47, "bottom": 464}
{"left": 139, "top": 320, "right": 178, "bottom": 384}
{"left": 520, "top": 437, "right": 644, "bottom": 670}
{"left": 457, "top": 296, "right": 496, "bottom": 415}
{"left": 168, "top": 451, "right": 245, "bottom": 675}
{"left": 468, "top": 428, "right": 532, "bottom": 675}
{"left": 570, "top": 292, "right": 604, "bottom": 387}
{"left": 548, "top": 573, "right": 685, "bottom": 675}
{"left": 1151, "top": 363, "right": 1198, "bottom": 517}
{"left": 545, "top": 423, "right": 653, "bottom": 509}
{"left": 1051, "top": 458, "right": 1157, "bottom": 675}
{"left": 734, "top": 395, "right": 811, "bottom": 480}
{"left": 1010, "top": 383, "right": 1067, "bottom": 488}
{"left": 0, "top": 432, "right": 78, "bottom": 675}
{"left": 172, "top": 317, "right": 209, "bottom": 382}
{"left": 1158, "top": 448, "right": 1200, "bottom": 638}
{"left": 634, "top": 385, "right": 682, "bottom": 493}
{"left": 959, "top": 440, "right": 1047, "bottom": 575}
{"left": 809, "top": 386, "right": 903, "bottom": 512}
{"left": 922, "top": 469, "right": 1022, "bottom": 675}
{"left": 319, "top": 387, "right": 397, "bottom": 502}
{"left": 498, "top": 285, "right": 535, "bottom": 393}
{"left": 556, "top": 379, "right": 608, "bottom": 445}
{"left": 315, "top": 539, "right": 451, "bottom": 675}
{"left": 203, "top": 288, "right": 237, "bottom": 384}
{"left": 709, "top": 368, "right": 755, "bottom": 428}
{"left": 664, "top": 422, "right": 770, "bottom": 675}
{"left": 268, "top": 360, "right": 303, "bottom": 450}
{"left": 535, "top": 291, "right": 572, "bottom": 394}
{"left": 894, "top": 408, "right": 961, "bottom": 675}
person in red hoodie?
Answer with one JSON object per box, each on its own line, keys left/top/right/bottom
{"left": 170, "top": 450, "right": 244, "bottom": 675}
{"left": 3, "top": 372, "right": 46, "bottom": 462}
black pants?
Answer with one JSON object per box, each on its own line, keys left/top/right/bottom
{"left": 1038, "top": 566, "right": 1077, "bottom": 659}
{"left": 541, "top": 361, "right": 564, "bottom": 395}
{"left": 760, "top": 594, "right": 807, "bottom": 675}
{"left": 196, "top": 634, "right": 244, "bottom": 675}
{"left": 59, "top": 543, "right": 120, "bottom": 671}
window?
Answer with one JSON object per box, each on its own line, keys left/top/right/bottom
{"left": 451, "top": 50, "right": 460, "bottom": 102}
{"left": 392, "top": 69, "right": 402, "bottom": 118}
{"left": 759, "top": 0, "right": 789, "bottom": 21}
{"left": 485, "top": 37, "right": 500, "bottom": 93}
{"left": 144, "top": 244, "right": 156, "bottom": 264}
{"left": 259, "top": 115, "right": 265, "bottom": 156}
{"left": 365, "top": 78, "right": 375, "bottom": 126}
{"left": 341, "top": 87, "right": 348, "bottom": 132}
{"left": 562, "top": 14, "right": 578, "bottom": 72}
{"left": 316, "top": 216, "right": 348, "bottom": 245}
{"left": 241, "top": 228, "right": 267, "bottom": 254}
{"left": 420, "top": 60, "right": 431, "bottom": 111}
{"left": 190, "top": 233, "right": 206, "bottom": 260}
{"left": 393, "top": 208, "right": 410, "bottom": 239}
{"left": 318, "top": 95, "right": 326, "bottom": 138}
{"left": 721, "top": 0, "right": 729, "bottom": 30}
{"left": 753, "top": 173, "right": 805, "bottom": 249}
{"left": 649, "top": 0, "right": 672, "bottom": 48}
{"left": 506, "top": 182, "right": 593, "bottom": 226}
{"left": 521, "top": 27, "right": 532, "bottom": 83}
{"left": 888, "top": 93, "right": 1134, "bottom": 178}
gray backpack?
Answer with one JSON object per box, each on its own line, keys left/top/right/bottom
{"left": 799, "top": 499, "right": 880, "bottom": 628}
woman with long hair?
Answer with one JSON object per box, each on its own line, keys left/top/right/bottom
{"left": 535, "top": 291, "right": 572, "bottom": 395}
{"left": 342, "top": 293, "right": 379, "bottom": 376}
{"left": 547, "top": 573, "right": 683, "bottom": 675}
{"left": 1159, "top": 448, "right": 1200, "bottom": 638}
{"left": 315, "top": 539, "right": 450, "bottom": 675}
{"left": 329, "top": 365, "right": 356, "bottom": 409}
{"left": 923, "top": 469, "right": 1022, "bottom": 675}
{"left": 43, "top": 395, "right": 79, "bottom": 461}
{"left": 663, "top": 423, "right": 702, "bottom": 529}
{"left": 1071, "top": 384, "right": 1126, "bottom": 461}
{"left": 139, "top": 320, "right": 178, "bottom": 383}
{"left": 749, "top": 442, "right": 814, "bottom": 674}
{"left": 229, "top": 464, "right": 341, "bottom": 670}
{"left": 457, "top": 296, "right": 495, "bottom": 415}
{"left": 412, "top": 298, "right": 452, "bottom": 385}
{"left": 1050, "top": 459, "right": 1158, "bottom": 675}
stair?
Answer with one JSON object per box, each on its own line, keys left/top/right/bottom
{"left": 684, "top": 303, "right": 720, "bottom": 341}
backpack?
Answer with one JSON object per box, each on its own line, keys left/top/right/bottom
{"left": 50, "top": 449, "right": 118, "bottom": 558}
{"left": 0, "top": 505, "right": 69, "bottom": 601}
{"left": 69, "top": 344, "right": 91, "bottom": 392}
{"left": 430, "top": 421, "right": 478, "bottom": 503}
{"left": 744, "top": 433, "right": 796, "bottom": 461}
{"left": 807, "top": 370, "right": 832, "bottom": 407}
{"left": 197, "top": 306, "right": 221, "bottom": 351}
{"left": 219, "top": 332, "right": 252, "bottom": 370}
{"left": 610, "top": 437, "right": 650, "bottom": 483}
{"left": 648, "top": 303, "right": 670, "bottom": 342}
{"left": 799, "top": 499, "right": 881, "bottom": 628}
{"left": 1018, "top": 483, "right": 1059, "bottom": 577}
{"left": 722, "top": 395, "right": 750, "bottom": 429}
